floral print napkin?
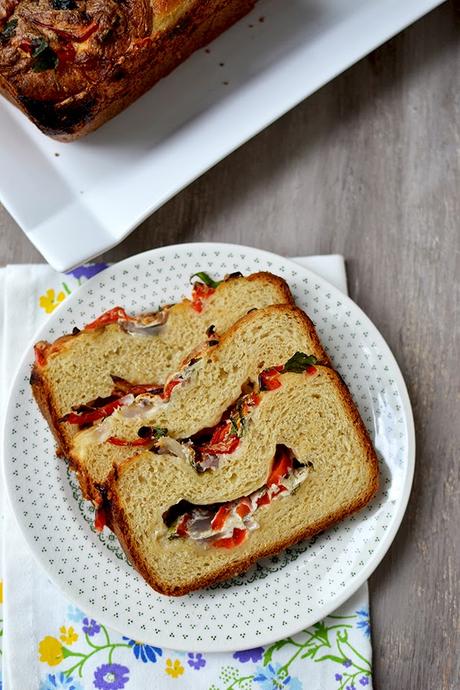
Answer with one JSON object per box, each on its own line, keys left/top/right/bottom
{"left": 0, "top": 257, "right": 373, "bottom": 690}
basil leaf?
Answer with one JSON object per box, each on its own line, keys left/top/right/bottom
{"left": 153, "top": 427, "right": 168, "bottom": 439}
{"left": 284, "top": 352, "right": 317, "bottom": 373}
{"left": 0, "top": 19, "right": 18, "bottom": 43}
{"left": 30, "top": 38, "right": 58, "bottom": 72}
{"left": 190, "top": 272, "right": 221, "bottom": 289}
{"left": 52, "top": 0, "right": 76, "bottom": 8}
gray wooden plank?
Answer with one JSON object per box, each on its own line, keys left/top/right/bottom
{"left": 0, "top": 2, "right": 458, "bottom": 688}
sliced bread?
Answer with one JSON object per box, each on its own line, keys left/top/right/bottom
{"left": 31, "top": 272, "right": 294, "bottom": 455}
{"left": 69, "top": 305, "right": 330, "bottom": 502}
{"left": 107, "top": 368, "right": 379, "bottom": 595}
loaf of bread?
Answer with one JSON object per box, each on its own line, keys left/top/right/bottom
{"left": 68, "top": 304, "right": 329, "bottom": 502}
{"left": 0, "top": 0, "right": 256, "bottom": 140}
{"left": 31, "top": 271, "right": 293, "bottom": 458}
{"left": 107, "top": 367, "right": 379, "bottom": 595}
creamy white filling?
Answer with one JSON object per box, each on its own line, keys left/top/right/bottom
{"left": 175, "top": 465, "right": 310, "bottom": 546}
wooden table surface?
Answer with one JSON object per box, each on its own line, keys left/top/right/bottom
{"left": 1, "top": 3, "right": 458, "bottom": 689}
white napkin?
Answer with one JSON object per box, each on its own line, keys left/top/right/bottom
{"left": 1, "top": 256, "right": 372, "bottom": 690}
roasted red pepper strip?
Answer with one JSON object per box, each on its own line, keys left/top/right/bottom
{"left": 19, "top": 38, "right": 33, "bottom": 54}
{"left": 176, "top": 514, "right": 190, "bottom": 537}
{"left": 61, "top": 397, "right": 125, "bottom": 425}
{"left": 94, "top": 505, "right": 108, "bottom": 532}
{"left": 259, "top": 365, "right": 283, "bottom": 391}
{"left": 267, "top": 448, "right": 293, "bottom": 487}
{"left": 55, "top": 41, "right": 76, "bottom": 64}
{"left": 211, "top": 505, "right": 232, "bottom": 532}
{"left": 202, "top": 421, "right": 240, "bottom": 455}
{"left": 161, "top": 378, "right": 181, "bottom": 400}
{"left": 107, "top": 436, "right": 153, "bottom": 447}
{"left": 191, "top": 282, "right": 215, "bottom": 313}
{"left": 235, "top": 498, "right": 252, "bottom": 519}
{"left": 34, "top": 343, "right": 48, "bottom": 367}
{"left": 256, "top": 491, "right": 271, "bottom": 507}
{"left": 212, "top": 527, "right": 248, "bottom": 549}
{"left": 85, "top": 307, "right": 132, "bottom": 331}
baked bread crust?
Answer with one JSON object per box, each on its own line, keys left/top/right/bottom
{"left": 0, "top": 0, "right": 256, "bottom": 140}
{"left": 107, "top": 368, "right": 379, "bottom": 596}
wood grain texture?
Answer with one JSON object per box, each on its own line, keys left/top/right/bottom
{"left": 1, "top": 2, "right": 459, "bottom": 688}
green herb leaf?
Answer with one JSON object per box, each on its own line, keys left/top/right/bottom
{"left": 229, "top": 418, "right": 239, "bottom": 437}
{"left": 31, "top": 38, "right": 58, "bottom": 72}
{"left": 190, "top": 272, "right": 221, "bottom": 289}
{"left": 0, "top": 19, "right": 18, "bottom": 43}
{"left": 283, "top": 352, "right": 317, "bottom": 373}
{"left": 153, "top": 427, "right": 168, "bottom": 439}
{"left": 52, "top": 0, "right": 76, "bottom": 8}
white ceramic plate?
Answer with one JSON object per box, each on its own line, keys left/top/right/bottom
{"left": 4, "top": 243, "right": 414, "bottom": 651}
{"left": 0, "top": 0, "right": 442, "bottom": 271}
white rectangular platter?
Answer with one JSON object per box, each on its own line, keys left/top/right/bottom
{"left": 0, "top": 0, "right": 442, "bottom": 270}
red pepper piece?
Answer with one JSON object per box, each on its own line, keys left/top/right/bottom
{"left": 212, "top": 527, "right": 248, "bottom": 549}
{"left": 19, "top": 38, "right": 33, "bottom": 54}
{"left": 305, "top": 364, "right": 317, "bottom": 375}
{"left": 176, "top": 514, "right": 190, "bottom": 537}
{"left": 61, "top": 397, "right": 124, "bottom": 425}
{"left": 85, "top": 307, "right": 132, "bottom": 330}
{"left": 107, "top": 436, "right": 153, "bottom": 447}
{"left": 34, "top": 343, "right": 48, "bottom": 367}
{"left": 202, "top": 421, "right": 240, "bottom": 455}
{"left": 267, "top": 447, "right": 293, "bottom": 487}
{"left": 260, "top": 366, "right": 283, "bottom": 391}
{"left": 211, "top": 505, "right": 232, "bottom": 531}
{"left": 125, "top": 383, "right": 163, "bottom": 396}
{"left": 236, "top": 498, "right": 252, "bottom": 519}
{"left": 191, "top": 283, "right": 215, "bottom": 313}
{"left": 256, "top": 491, "right": 271, "bottom": 507}
{"left": 55, "top": 41, "right": 76, "bottom": 64}
{"left": 94, "top": 505, "right": 108, "bottom": 532}
{"left": 161, "top": 378, "right": 181, "bottom": 400}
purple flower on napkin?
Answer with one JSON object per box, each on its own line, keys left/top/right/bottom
{"left": 82, "top": 617, "right": 101, "bottom": 636}
{"left": 359, "top": 678, "right": 370, "bottom": 686}
{"left": 343, "top": 659, "right": 352, "bottom": 667}
{"left": 356, "top": 608, "right": 371, "bottom": 638}
{"left": 66, "top": 263, "right": 109, "bottom": 282}
{"left": 123, "top": 637, "right": 162, "bottom": 663}
{"left": 335, "top": 674, "right": 343, "bottom": 681}
{"left": 233, "top": 647, "right": 264, "bottom": 663}
{"left": 93, "top": 664, "right": 129, "bottom": 690}
{"left": 254, "top": 663, "right": 302, "bottom": 689}
{"left": 39, "top": 673, "right": 83, "bottom": 690}
{"left": 187, "top": 652, "right": 206, "bottom": 669}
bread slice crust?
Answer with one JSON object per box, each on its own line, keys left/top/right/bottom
{"left": 107, "top": 368, "right": 379, "bottom": 596}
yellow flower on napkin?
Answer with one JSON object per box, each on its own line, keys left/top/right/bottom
{"left": 39, "top": 288, "right": 66, "bottom": 314}
{"left": 59, "top": 625, "right": 78, "bottom": 645}
{"left": 38, "top": 636, "right": 64, "bottom": 666}
{"left": 165, "top": 658, "right": 185, "bottom": 678}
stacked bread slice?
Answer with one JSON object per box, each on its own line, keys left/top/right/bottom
{"left": 31, "top": 272, "right": 293, "bottom": 456}
{"left": 31, "top": 271, "right": 379, "bottom": 596}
